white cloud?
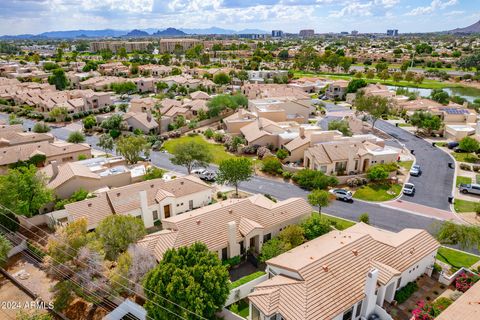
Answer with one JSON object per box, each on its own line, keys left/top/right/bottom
{"left": 329, "top": 1, "right": 374, "bottom": 18}
{"left": 406, "top": 0, "right": 458, "bottom": 16}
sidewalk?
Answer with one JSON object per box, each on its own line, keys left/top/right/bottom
{"left": 381, "top": 199, "right": 464, "bottom": 223}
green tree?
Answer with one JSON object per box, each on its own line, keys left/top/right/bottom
{"left": 48, "top": 69, "right": 69, "bottom": 90}
{"left": 392, "top": 72, "right": 403, "bottom": 83}
{"left": 0, "top": 234, "right": 12, "bottom": 266}
{"left": 109, "top": 250, "right": 132, "bottom": 294}
{"left": 354, "top": 93, "right": 390, "bottom": 129}
{"left": 46, "top": 218, "right": 89, "bottom": 267}
{"left": 8, "top": 114, "right": 23, "bottom": 125}
{"left": 82, "top": 115, "right": 96, "bottom": 130}
{"left": 32, "top": 122, "right": 50, "bottom": 133}
{"left": 213, "top": 72, "right": 231, "bottom": 85}
{"left": 49, "top": 106, "right": 68, "bottom": 121}
{"left": 216, "top": 158, "right": 253, "bottom": 196}
{"left": 98, "top": 134, "right": 114, "bottom": 153}
{"left": 404, "top": 71, "right": 415, "bottom": 82}
{"left": 328, "top": 119, "right": 352, "bottom": 136}
{"left": 261, "top": 156, "right": 283, "bottom": 175}
{"left": 457, "top": 52, "right": 480, "bottom": 71}
{"left": 301, "top": 213, "right": 332, "bottom": 240}
{"left": 156, "top": 81, "right": 168, "bottom": 91}
{"left": 307, "top": 189, "right": 331, "bottom": 214}
{"left": 143, "top": 242, "right": 230, "bottom": 320}
{"left": 260, "top": 237, "right": 286, "bottom": 262}
{"left": 346, "top": 79, "right": 367, "bottom": 93}
{"left": 101, "top": 114, "right": 124, "bottom": 131}
{"left": 359, "top": 213, "right": 370, "bottom": 224}
{"left": 278, "top": 49, "right": 289, "bottom": 60}
{"left": 0, "top": 165, "right": 53, "bottom": 217}
{"left": 367, "top": 164, "right": 389, "bottom": 181}
{"left": 436, "top": 221, "right": 480, "bottom": 251}
{"left": 0, "top": 207, "right": 20, "bottom": 232}
{"left": 459, "top": 136, "right": 480, "bottom": 153}
{"left": 278, "top": 225, "right": 305, "bottom": 249}
{"left": 110, "top": 82, "right": 137, "bottom": 94}
{"left": 170, "top": 141, "right": 213, "bottom": 174}
{"left": 95, "top": 215, "right": 146, "bottom": 261}
{"left": 430, "top": 89, "right": 450, "bottom": 105}
{"left": 410, "top": 111, "right": 443, "bottom": 135}
{"left": 67, "top": 131, "right": 86, "bottom": 143}
{"left": 115, "top": 135, "right": 150, "bottom": 164}
{"left": 144, "top": 167, "right": 166, "bottom": 181}
{"left": 118, "top": 47, "right": 128, "bottom": 59}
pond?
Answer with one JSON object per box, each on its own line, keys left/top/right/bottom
{"left": 387, "top": 85, "right": 480, "bottom": 103}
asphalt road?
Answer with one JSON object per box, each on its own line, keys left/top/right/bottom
{"left": 0, "top": 114, "right": 451, "bottom": 237}
{"left": 375, "top": 120, "right": 454, "bottom": 210}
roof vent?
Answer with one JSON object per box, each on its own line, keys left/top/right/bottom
{"left": 150, "top": 184, "right": 154, "bottom": 188}
{"left": 410, "top": 248, "right": 414, "bottom": 254}
{"left": 322, "top": 265, "right": 329, "bottom": 272}
{"left": 310, "top": 256, "right": 314, "bottom": 260}
{"left": 116, "top": 192, "right": 120, "bottom": 197}
{"left": 228, "top": 209, "right": 233, "bottom": 214}
{"left": 352, "top": 249, "right": 358, "bottom": 256}
{"left": 196, "top": 220, "right": 201, "bottom": 225}
{"left": 180, "top": 181, "right": 184, "bottom": 185}
{"left": 88, "top": 203, "right": 92, "bottom": 207}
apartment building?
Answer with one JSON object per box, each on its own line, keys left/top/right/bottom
{"left": 90, "top": 41, "right": 151, "bottom": 53}
{"left": 249, "top": 223, "right": 439, "bottom": 320}
{"left": 158, "top": 39, "right": 201, "bottom": 53}
{"left": 137, "top": 194, "right": 312, "bottom": 261}
{"left": 326, "top": 80, "right": 349, "bottom": 100}
{"left": 61, "top": 176, "right": 213, "bottom": 230}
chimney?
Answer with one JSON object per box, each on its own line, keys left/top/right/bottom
{"left": 139, "top": 190, "right": 153, "bottom": 228}
{"left": 51, "top": 160, "right": 59, "bottom": 179}
{"left": 227, "top": 221, "right": 240, "bottom": 258}
{"left": 362, "top": 268, "right": 379, "bottom": 317}
{"left": 146, "top": 109, "right": 152, "bottom": 122}
{"left": 299, "top": 126, "right": 305, "bottom": 139}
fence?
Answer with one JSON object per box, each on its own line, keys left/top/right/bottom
{"left": 438, "top": 267, "right": 476, "bottom": 286}
{"left": 225, "top": 273, "right": 269, "bottom": 306}
{"left": 217, "top": 308, "right": 246, "bottom": 320}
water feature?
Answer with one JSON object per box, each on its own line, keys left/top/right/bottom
{"left": 387, "top": 86, "right": 480, "bottom": 103}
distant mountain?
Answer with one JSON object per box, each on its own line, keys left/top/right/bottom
{"left": 0, "top": 26, "right": 269, "bottom": 39}
{"left": 446, "top": 20, "right": 480, "bottom": 34}
{"left": 124, "top": 29, "right": 150, "bottom": 37}
{"left": 152, "top": 28, "right": 186, "bottom": 37}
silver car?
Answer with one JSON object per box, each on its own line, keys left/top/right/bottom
{"left": 459, "top": 184, "right": 480, "bottom": 196}
{"left": 329, "top": 189, "right": 353, "bottom": 201}
{"left": 410, "top": 164, "right": 421, "bottom": 177}
{"left": 403, "top": 183, "right": 415, "bottom": 195}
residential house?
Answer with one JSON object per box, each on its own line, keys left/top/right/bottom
{"left": 249, "top": 98, "right": 313, "bottom": 123}
{"left": 42, "top": 156, "right": 146, "bottom": 199}
{"left": 304, "top": 135, "right": 400, "bottom": 175}
{"left": 326, "top": 80, "right": 349, "bottom": 100}
{"left": 79, "top": 76, "right": 127, "bottom": 91}
{"left": 241, "top": 84, "right": 311, "bottom": 101}
{"left": 436, "top": 280, "right": 480, "bottom": 320}
{"left": 61, "top": 176, "right": 213, "bottom": 230}
{"left": 137, "top": 194, "right": 312, "bottom": 261}
{"left": 249, "top": 223, "right": 439, "bottom": 320}
{"left": 129, "top": 97, "right": 159, "bottom": 113}
{"left": 224, "top": 109, "right": 258, "bottom": 135}
{"left": 124, "top": 111, "right": 159, "bottom": 134}
{"left": 134, "top": 77, "right": 159, "bottom": 93}
{"left": 138, "top": 64, "right": 172, "bottom": 77}
{"left": 0, "top": 140, "right": 91, "bottom": 173}
{"left": 0, "top": 126, "right": 54, "bottom": 147}
{"left": 98, "top": 62, "right": 130, "bottom": 76}
{"left": 288, "top": 77, "right": 332, "bottom": 93}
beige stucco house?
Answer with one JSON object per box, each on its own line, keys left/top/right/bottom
{"left": 137, "top": 194, "right": 312, "bottom": 261}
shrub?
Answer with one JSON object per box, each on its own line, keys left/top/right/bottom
{"left": 282, "top": 171, "right": 293, "bottom": 180}
{"left": 367, "top": 164, "right": 389, "bottom": 181}
{"left": 257, "top": 146, "right": 272, "bottom": 159}
{"left": 276, "top": 148, "right": 289, "bottom": 160}
{"left": 395, "top": 281, "right": 418, "bottom": 304}
{"left": 472, "top": 165, "right": 480, "bottom": 172}
{"left": 292, "top": 169, "right": 338, "bottom": 190}
{"left": 358, "top": 213, "right": 370, "bottom": 224}
{"left": 455, "top": 272, "right": 480, "bottom": 292}
{"left": 460, "top": 163, "right": 472, "bottom": 171}
{"left": 0, "top": 208, "right": 20, "bottom": 232}
{"left": 204, "top": 128, "right": 214, "bottom": 139}
{"left": 213, "top": 132, "right": 224, "bottom": 143}
{"left": 263, "top": 194, "right": 277, "bottom": 202}
{"left": 433, "top": 297, "right": 452, "bottom": 310}
{"left": 433, "top": 263, "right": 442, "bottom": 273}
{"left": 261, "top": 156, "right": 283, "bottom": 175}
{"left": 222, "top": 255, "right": 241, "bottom": 269}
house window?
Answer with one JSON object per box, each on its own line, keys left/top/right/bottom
{"left": 342, "top": 306, "right": 354, "bottom": 320}
{"left": 239, "top": 241, "right": 245, "bottom": 254}
{"left": 189, "top": 200, "right": 193, "bottom": 210}
{"left": 381, "top": 160, "right": 385, "bottom": 164}
{"left": 320, "top": 165, "right": 327, "bottom": 173}
{"left": 251, "top": 305, "right": 261, "bottom": 320}
{"left": 397, "top": 277, "right": 402, "bottom": 289}
{"left": 355, "top": 300, "right": 363, "bottom": 317}
{"left": 152, "top": 210, "right": 158, "bottom": 221}
{"left": 221, "top": 247, "right": 228, "bottom": 260}
{"left": 263, "top": 233, "right": 272, "bottom": 243}
{"left": 335, "top": 161, "right": 347, "bottom": 172}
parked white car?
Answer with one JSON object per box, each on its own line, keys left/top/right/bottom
{"left": 403, "top": 183, "right": 415, "bottom": 195}
{"left": 191, "top": 169, "right": 216, "bottom": 181}
{"left": 329, "top": 189, "right": 353, "bottom": 201}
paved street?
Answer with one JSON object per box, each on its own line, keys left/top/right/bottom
{"left": 375, "top": 120, "right": 455, "bottom": 210}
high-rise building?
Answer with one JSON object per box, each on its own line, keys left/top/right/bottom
{"left": 351, "top": 30, "right": 359, "bottom": 36}
{"left": 387, "top": 29, "right": 399, "bottom": 36}
{"left": 271, "top": 30, "right": 284, "bottom": 38}
{"left": 299, "top": 29, "right": 315, "bottom": 37}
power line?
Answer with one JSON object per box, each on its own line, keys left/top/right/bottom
{"left": 0, "top": 204, "right": 207, "bottom": 319}
{"left": 0, "top": 223, "right": 187, "bottom": 320}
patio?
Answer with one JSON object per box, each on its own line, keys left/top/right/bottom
{"left": 229, "top": 259, "right": 265, "bottom": 282}
{"left": 384, "top": 274, "right": 454, "bottom": 320}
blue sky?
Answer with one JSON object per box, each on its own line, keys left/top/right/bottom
{"left": 0, "top": 0, "right": 479, "bottom": 35}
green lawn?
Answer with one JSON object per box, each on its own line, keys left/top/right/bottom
{"left": 454, "top": 199, "right": 479, "bottom": 213}
{"left": 450, "top": 152, "right": 480, "bottom": 164}
{"left": 399, "top": 161, "right": 414, "bottom": 171}
{"left": 323, "top": 214, "right": 356, "bottom": 230}
{"left": 353, "top": 183, "right": 402, "bottom": 202}
{"left": 436, "top": 247, "right": 480, "bottom": 271}
{"left": 398, "top": 123, "right": 412, "bottom": 127}
{"left": 456, "top": 176, "right": 472, "bottom": 186}
{"left": 477, "top": 174, "right": 480, "bottom": 184}
{"left": 163, "top": 135, "right": 235, "bottom": 165}
{"left": 435, "top": 142, "right": 448, "bottom": 147}
{"left": 230, "top": 271, "right": 266, "bottom": 289}
{"left": 293, "top": 71, "right": 468, "bottom": 90}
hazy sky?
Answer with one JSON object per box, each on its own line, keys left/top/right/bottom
{"left": 0, "top": 0, "right": 479, "bottom": 35}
